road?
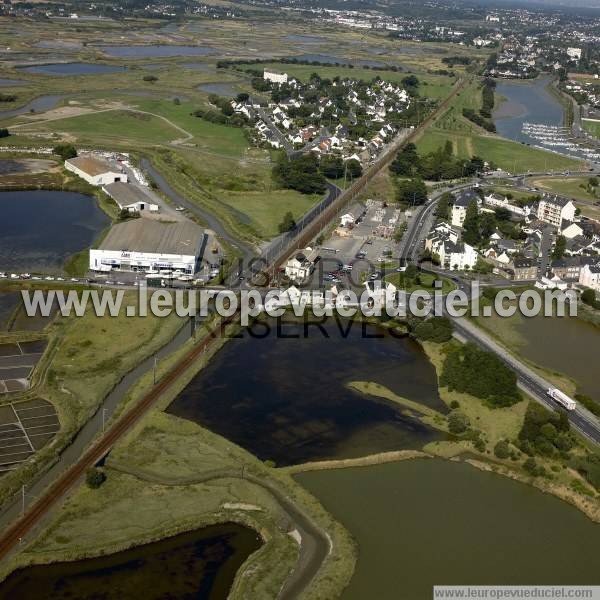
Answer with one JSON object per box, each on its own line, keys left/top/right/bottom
{"left": 398, "top": 181, "right": 600, "bottom": 445}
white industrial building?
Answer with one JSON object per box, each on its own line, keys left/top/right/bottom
{"left": 103, "top": 182, "right": 159, "bottom": 214}
{"left": 264, "top": 69, "right": 288, "bottom": 84}
{"left": 65, "top": 155, "right": 128, "bottom": 186}
{"left": 90, "top": 220, "right": 205, "bottom": 274}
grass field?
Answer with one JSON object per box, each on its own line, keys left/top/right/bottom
{"left": 582, "top": 119, "right": 600, "bottom": 138}
{"left": 528, "top": 176, "right": 600, "bottom": 220}
{"left": 417, "top": 128, "right": 583, "bottom": 172}
{"left": 385, "top": 271, "right": 456, "bottom": 293}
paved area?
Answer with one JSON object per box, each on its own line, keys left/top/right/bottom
{"left": 0, "top": 398, "right": 59, "bottom": 473}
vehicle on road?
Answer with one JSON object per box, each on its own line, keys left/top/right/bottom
{"left": 546, "top": 388, "right": 577, "bottom": 411}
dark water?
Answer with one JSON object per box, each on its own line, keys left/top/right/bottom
{"left": 18, "top": 63, "right": 126, "bottom": 76}
{"left": 0, "top": 94, "right": 64, "bottom": 120}
{"left": 98, "top": 45, "right": 216, "bottom": 58}
{"left": 297, "top": 459, "right": 600, "bottom": 600}
{"left": 0, "top": 523, "right": 262, "bottom": 600}
{"left": 494, "top": 76, "right": 563, "bottom": 143}
{"left": 0, "top": 190, "right": 109, "bottom": 273}
{"left": 167, "top": 318, "right": 446, "bottom": 466}
{"left": 0, "top": 78, "right": 26, "bottom": 86}
{"left": 0, "top": 292, "right": 20, "bottom": 330}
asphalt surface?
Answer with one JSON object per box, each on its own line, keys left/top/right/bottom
{"left": 399, "top": 183, "right": 600, "bottom": 445}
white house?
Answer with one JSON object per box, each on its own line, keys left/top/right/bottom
{"left": 340, "top": 213, "right": 355, "bottom": 227}
{"left": 579, "top": 263, "right": 600, "bottom": 292}
{"left": 451, "top": 190, "right": 480, "bottom": 228}
{"left": 65, "top": 155, "right": 128, "bottom": 186}
{"left": 264, "top": 69, "right": 288, "bottom": 84}
{"left": 537, "top": 196, "right": 576, "bottom": 228}
{"left": 285, "top": 247, "right": 319, "bottom": 282}
{"left": 561, "top": 222, "right": 584, "bottom": 240}
{"left": 567, "top": 47, "right": 582, "bottom": 60}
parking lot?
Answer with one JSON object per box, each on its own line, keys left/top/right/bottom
{"left": 0, "top": 340, "right": 47, "bottom": 394}
{"left": 0, "top": 398, "right": 59, "bottom": 473}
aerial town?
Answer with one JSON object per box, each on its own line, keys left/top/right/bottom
{"left": 0, "top": 0, "right": 599, "bottom": 598}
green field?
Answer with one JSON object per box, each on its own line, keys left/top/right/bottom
{"left": 528, "top": 176, "right": 600, "bottom": 220}
{"left": 582, "top": 119, "right": 600, "bottom": 139}
{"left": 417, "top": 128, "right": 583, "bottom": 172}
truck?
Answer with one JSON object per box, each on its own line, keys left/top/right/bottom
{"left": 546, "top": 388, "right": 577, "bottom": 411}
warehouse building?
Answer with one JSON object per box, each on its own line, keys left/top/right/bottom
{"left": 103, "top": 182, "right": 159, "bottom": 214}
{"left": 89, "top": 220, "right": 206, "bottom": 274}
{"left": 65, "top": 155, "right": 128, "bottom": 186}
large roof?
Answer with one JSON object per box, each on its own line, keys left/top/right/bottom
{"left": 66, "top": 155, "right": 118, "bottom": 177}
{"left": 103, "top": 182, "right": 156, "bottom": 207}
{"left": 98, "top": 219, "right": 205, "bottom": 256}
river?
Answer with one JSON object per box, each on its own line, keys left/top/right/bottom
{"left": 297, "top": 459, "right": 600, "bottom": 600}
{"left": 493, "top": 76, "right": 591, "bottom": 161}
{"left": 0, "top": 523, "right": 261, "bottom": 600}
{"left": 0, "top": 190, "right": 109, "bottom": 273}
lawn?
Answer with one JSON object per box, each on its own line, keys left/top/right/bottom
{"left": 528, "top": 176, "right": 600, "bottom": 220}
{"left": 30, "top": 109, "right": 183, "bottom": 146}
{"left": 582, "top": 119, "right": 600, "bottom": 139}
{"left": 385, "top": 271, "right": 456, "bottom": 294}
{"left": 219, "top": 188, "right": 320, "bottom": 238}
{"left": 417, "top": 128, "right": 583, "bottom": 173}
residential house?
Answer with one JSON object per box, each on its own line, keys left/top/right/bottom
{"left": 579, "top": 263, "right": 600, "bottom": 292}
{"left": 451, "top": 190, "right": 480, "bottom": 228}
{"left": 537, "top": 196, "right": 576, "bottom": 228}
{"left": 506, "top": 257, "right": 537, "bottom": 281}
{"left": 284, "top": 248, "right": 319, "bottom": 282}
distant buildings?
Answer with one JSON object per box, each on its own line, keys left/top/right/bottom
{"left": 65, "top": 155, "right": 128, "bottom": 186}
{"left": 566, "top": 47, "right": 582, "bottom": 60}
{"left": 263, "top": 69, "right": 288, "bottom": 84}
{"left": 536, "top": 196, "right": 576, "bottom": 229}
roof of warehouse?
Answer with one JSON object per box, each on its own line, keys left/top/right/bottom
{"left": 66, "top": 155, "right": 118, "bottom": 177}
{"left": 98, "top": 219, "right": 204, "bottom": 256}
{"left": 103, "top": 182, "right": 156, "bottom": 206}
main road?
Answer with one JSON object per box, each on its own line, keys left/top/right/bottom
{"left": 399, "top": 181, "right": 600, "bottom": 445}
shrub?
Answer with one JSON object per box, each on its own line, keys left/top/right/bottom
{"left": 448, "top": 410, "right": 470, "bottom": 434}
{"left": 494, "top": 440, "right": 510, "bottom": 459}
{"left": 86, "top": 467, "right": 106, "bottom": 489}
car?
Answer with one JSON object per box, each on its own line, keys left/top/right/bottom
{"left": 56, "top": 277, "right": 65, "bottom": 281}
{"left": 71, "top": 278, "right": 79, "bottom": 282}
{"left": 45, "top": 276, "right": 54, "bottom": 281}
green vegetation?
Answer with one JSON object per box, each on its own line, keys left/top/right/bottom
{"left": 582, "top": 119, "right": 600, "bottom": 138}
{"left": 407, "top": 316, "right": 454, "bottom": 343}
{"left": 0, "top": 128, "right": 10, "bottom": 138}
{"left": 386, "top": 267, "right": 455, "bottom": 294}
{"left": 440, "top": 342, "right": 521, "bottom": 408}
{"left": 518, "top": 401, "right": 574, "bottom": 458}
{"left": 395, "top": 178, "right": 428, "bottom": 205}
{"left": 390, "top": 141, "right": 484, "bottom": 181}
{"left": 86, "top": 468, "right": 107, "bottom": 489}
{"left": 273, "top": 153, "right": 327, "bottom": 195}
{"left": 52, "top": 143, "right": 77, "bottom": 161}
{"left": 278, "top": 211, "right": 296, "bottom": 233}
{"left": 575, "top": 393, "right": 600, "bottom": 417}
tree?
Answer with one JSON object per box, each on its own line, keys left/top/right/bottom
{"left": 236, "top": 92, "right": 250, "bottom": 103}
{"left": 435, "top": 192, "right": 453, "bottom": 221}
{"left": 278, "top": 211, "right": 296, "bottom": 233}
{"left": 0, "top": 128, "right": 9, "bottom": 138}
{"left": 581, "top": 288, "right": 599, "bottom": 309}
{"left": 86, "top": 467, "right": 106, "bottom": 489}
{"left": 396, "top": 178, "right": 428, "bottom": 206}
{"left": 53, "top": 143, "right": 77, "bottom": 161}
{"left": 462, "top": 199, "right": 481, "bottom": 246}
{"left": 494, "top": 440, "right": 510, "bottom": 459}
{"left": 448, "top": 410, "right": 470, "bottom": 434}
{"left": 320, "top": 155, "right": 344, "bottom": 179}
{"left": 142, "top": 74, "right": 158, "bottom": 83}
{"left": 552, "top": 235, "right": 566, "bottom": 260}
{"left": 345, "top": 158, "right": 362, "bottom": 179}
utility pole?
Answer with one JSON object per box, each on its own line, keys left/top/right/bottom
{"left": 153, "top": 355, "right": 158, "bottom": 385}
{"left": 21, "top": 485, "right": 25, "bottom": 517}
{"left": 102, "top": 408, "right": 107, "bottom": 433}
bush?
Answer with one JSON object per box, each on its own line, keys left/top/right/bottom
{"left": 440, "top": 343, "right": 521, "bottom": 407}
{"left": 0, "top": 128, "right": 9, "bottom": 138}
{"left": 86, "top": 467, "right": 106, "bottom": 489}
{"left": 53, "top": 143, "right": 77, "bottom": 161}
{"left": 494, "top": 440, "right": 510, "bottom": 459}
{"left": 448, "top": 410, "right": 470, "bottom": 434}
{"left": 410, "top": 316, "right": 453, "bottom": 343}
{"left": 518, "top": 401, "right": 573, "bottom": 457}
